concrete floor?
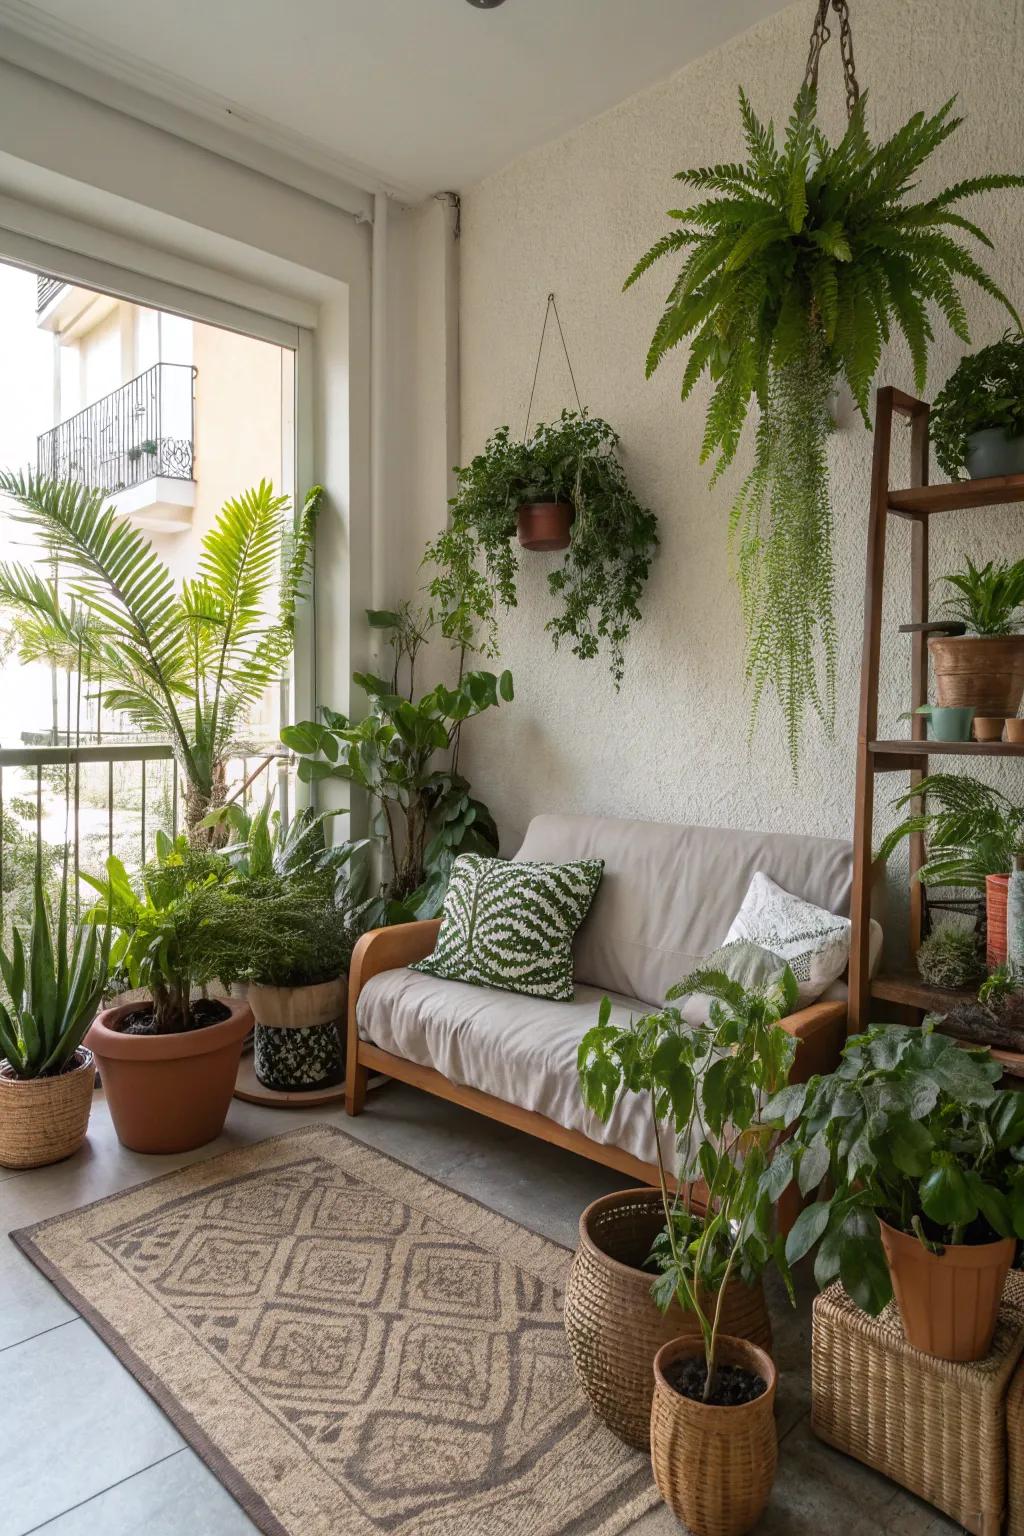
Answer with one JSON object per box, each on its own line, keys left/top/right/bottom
{"left": 2, "top": 1082, "right": 962, "bottom": 1536}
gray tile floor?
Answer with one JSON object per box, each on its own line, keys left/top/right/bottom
{"left": 3, "top": 1083, "right": 961, "bottom": 1535}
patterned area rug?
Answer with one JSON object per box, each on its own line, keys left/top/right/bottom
{"left": 13, "top": 1125, "right": 658, "bottom": 1535}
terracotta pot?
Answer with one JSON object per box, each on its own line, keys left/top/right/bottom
{"left": 1006, "top": 718, "right": 1024, "bottom": 743}
{"left": 650, "top": 1334, "right": 777, "bottom": 1536}
{"left": 564, "top": 1189, "right": 772, "bottom": 1448}
{"left": 0, "top": 1049, "right": 95, "bottom": 1169}
{"left": 516, "top": 501, "right": 574, "bottom": 551}
{"left": 86, "top": 997, "right": 252, "bottom": 1153}
{"left": 973, "top": 716, "right": 1006, "bottom": 743}
{"left": 929, "top": 635, "right": 1024, "bottom": 716}
{"left": 879, "top": 1217, "right": 1014, "bottom": 1361}
{"left": 987, "top": 873, "right": 1010, "bottom": 969}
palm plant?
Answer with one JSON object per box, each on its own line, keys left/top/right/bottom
{"left": 0, "top": 473, "right": 321, "bottom": 838}
{"left": 940, "top": 557, "right": 1024, "bottom": 636}
{"left": 627, "top": 86, "right": 1023, "bottom": 768}
{"left": 0, "top": 862, "right": 109, "bottom": 1078}
{"left": 877, "top": 773, "right": 1024, "bottom": 888}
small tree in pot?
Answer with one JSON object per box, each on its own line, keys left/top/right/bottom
{"left": 778, "top": 1021, "right": 1024, "bottom": 1361}
{"left": 578, "top": 966, "right": 799, "bottom": 1535}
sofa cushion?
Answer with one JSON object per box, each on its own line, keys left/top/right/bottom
{"left": 514, "top": 813, "right": 866, "bottom": 1006}
{"left": 357, "top": 967, "right": 674, "bottom": 1169}
{"left": 724, "top": 872, "right": 852, "bottom": 1005}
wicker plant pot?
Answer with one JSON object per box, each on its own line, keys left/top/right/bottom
{"left": 651, "top": 1334, "right": 778, "bottom": 1536}
{"left": 879, "top": 1218, "right": 1015, "bottom": 1362}
{"left": 564, "top": 1188, "right": 772, "bottom": 1448}
{"left": 0, "top": 1048, "right": 95, "bottom": 1169}
{"left": 248, "top": 979, "right": 346, "bottom": 1092}
{"left": 929, "top": 635, "right": 1024, "bottom": 717}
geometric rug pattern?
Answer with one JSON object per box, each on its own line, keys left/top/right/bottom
{"left": 13, "top": 1125, "right": 657, "bottom": 1535}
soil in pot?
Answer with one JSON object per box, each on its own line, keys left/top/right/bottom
{"left": 663, "top": 1356, "right": 767, "bottom": 1407}
{"left": 117, "top": 998, "right": 230, "bottom": 1036}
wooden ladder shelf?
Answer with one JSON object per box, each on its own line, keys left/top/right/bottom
{"left": 848, "top": 385, "right": 1024, "bottom": 1078}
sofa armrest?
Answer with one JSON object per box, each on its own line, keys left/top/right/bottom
{"left": 349, "top": 919, "right": 442, "bottom": 1005}
{"left": 780, "top": 999, "right": 847, "bottom": 1084}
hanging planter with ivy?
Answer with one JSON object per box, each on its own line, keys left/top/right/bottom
{"left": 426, "top": 296, "right": 659, "bottom": 689}
{"left": 626, "top": 0, "right": 1024, "bottom": 769}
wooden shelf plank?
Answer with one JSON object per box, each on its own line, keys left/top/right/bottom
{"left": 869, "top": 739, "right": 1024, "bottom": 760}
{"left": 870, "top": 972, "right": 1024, "bottom": 1078}
{"left": 889, "top": 473, "right": 1024, "bottom": 516}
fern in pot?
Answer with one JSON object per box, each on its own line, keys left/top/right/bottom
{"left": 627, "top": 87, "right": 1023, "bottom": 768}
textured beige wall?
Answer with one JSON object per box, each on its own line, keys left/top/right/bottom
{"left": 458, "top": 0, "right": 1024, "bottom": 946}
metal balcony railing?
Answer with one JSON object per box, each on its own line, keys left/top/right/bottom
{"left": 36, "top": 273, "right": 66, "bottom": 312}
{"left": 36, "top": 363, "right": 197, "bottom": 497}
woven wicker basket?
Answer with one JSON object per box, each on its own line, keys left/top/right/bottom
{"left": 564, "top": 1188, "right": 772, "bottom": 1448}
{"left": 650, "top": 1334, "right": 777, "bottom": 1536}
{"left": 811, "top": 1277, "right": 1024, "bottom": 1535}
{"left": 1006, "top": 1357, "right": 1024, "bottom": 1536}
{"left": 0, "top": 1049, "right": 95, "bottom": 1169}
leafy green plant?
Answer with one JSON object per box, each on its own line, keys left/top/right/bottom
{"left": 427, "top": 411, "right": 658, "bottom": 687}
{"left": 0, "top": 474, "right": 321, "bottom": 837}
{"left": 915, "top": 924, "right": 985, "bottom": 989}
{"left": 939, "top": 555, "right": 1024, "bottom": 636}
{"left": 930, "top": 331, "right": 1024, "bottom": 479}
{"left": 776, "top": 1022, "right": 1024, "bottom": 1315}
{"left": 201, "top": 798, "right": 368, "bottom": 897}
{"left": 578, "top": 965, "right": 798, "bottom": 1400}
{"left": 980, "top": 965, "right": 1019, "bottom": 1009}
{"left": 627, "top": 85, "right": 1023, "bottom": 766}
{"left": 0, "top": 862, "right": 109, "bottom": 1078}
{"left": 877, "top": 773, "right": 1024, "bottom": 888}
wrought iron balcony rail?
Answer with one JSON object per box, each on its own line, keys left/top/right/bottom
{"left": 36, "top": 363, "right": 197, "bottom": 496}
{"left": 36, "top": 273, "right": 66, "bottom": 312}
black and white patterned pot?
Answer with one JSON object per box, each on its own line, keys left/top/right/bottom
{"left": 253, "top": 1020, "right": 345, "bottom": 1092}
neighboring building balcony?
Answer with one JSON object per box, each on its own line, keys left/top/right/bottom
{"left": 36, "top": 363, "right": 198, "bottom": 533}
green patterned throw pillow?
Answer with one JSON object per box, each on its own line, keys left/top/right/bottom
{"left": 413, "top": 854, "right": 604, "bottom": 1001}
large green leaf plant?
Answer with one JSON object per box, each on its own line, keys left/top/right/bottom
{"left": 627, "top": 86, "right": 1024, "bottom": 768}
{"left": 876, "top": 772, "right": 1024, "bottom": 890}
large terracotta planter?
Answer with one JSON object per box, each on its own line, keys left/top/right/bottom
{"left": 564, "top": 1188, "right": 772, "bottom": 1448}
{"left": 249, "top": 978, "right": 347, "bottom": 1092}
{"left": 879, "top": 1217, "right": 1015, "bottom": 1361}
{"left": 516, "top": 500, "right": 574, "bottom": 551}
{"left": 929, "top": 634, "right": 1024, "bottom": 717}
{"left": 987, "top": 873, "right": 1010, "bottom": 969}
{"left": 86, "top": 997, "right": 252, "bottom": 1153}
{"left": 0, "top": 1048, "right": 95, "bottom": 1169}
{"left": 650, "top": 1334, "right": 777, "bottom": 1536}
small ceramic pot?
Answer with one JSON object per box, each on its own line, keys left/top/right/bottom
{"left": 516, "top": 501, "right": 574, "bottom": 551}
{"left": 965, "top": 428, "right": 1024, "bottom": 481}
{"left": 1006, "top": 718, "right": 1024, "bottom": 743}
{"left": 973, "top": 716, "right": 1006, "bottom": 743}
{"left": 915, "top": 705, "right": 975, "bottom": 741}
{"left": 879, "top": 1217, "right": 1014, "bottom": 1361}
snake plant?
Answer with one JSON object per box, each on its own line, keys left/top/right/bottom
{"left": 0, "top": 864, "right": 110, "bottom": 1079}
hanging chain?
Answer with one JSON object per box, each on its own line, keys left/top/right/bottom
{"left": 522, "top": 292, "right": 584, "bottom": 442}
{"left": 804, "top": 0, "right": 860, "bottom": 120}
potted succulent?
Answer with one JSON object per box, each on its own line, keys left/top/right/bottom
{"left": 627, "top": 85, "right": 1023, "bottom": 767}
{"left": 83, "top": 832, "right": 252, "bottom": 1153}
{"left": 877, "top": 772, "right": 1024, "bottom": 968}
{"left": 931, "top": 331, "right": 1024, "bottom": 481}
{"left": 928, "top": 556, "right": 1024, "bottom": 718}
{"left": 577, "top": 966, "right": 799, "bottom": 1534}
{"left": 779, "top": 1022, "right": 1024, "bottom": 1361}
{"left": 425, "top": 412, "right": 658, "bottom": 688}
{"left": 0, "top": 865, "right": 109, "bottom": 1169}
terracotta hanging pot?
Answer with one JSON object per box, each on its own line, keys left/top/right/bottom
{"left": 987, "top": 873, "right": 1010, "bottom": 968}
{"left": 86, "top": 997, "right": 252, "bottom": 1153}
{"left": 650, "top": 1334, "right": 778, "bottom": 1536}
{"left": 516, "top": 500, "right": 574, "bottom": 551}
{"left": 929, "top": 635, "right": 1024, "bottom": 716}
{"left": 878, "top": 1217, "right": 1014, "bottom": 1361}
{"left": 564, "top": 1188, "right": 772, "bottom": 1449}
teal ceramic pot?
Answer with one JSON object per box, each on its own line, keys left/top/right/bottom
{"left": 965, "top": 429, "right": 1024, "bottom": 481}
{"left": 253, "top": 1020, "right": 345, "bottom": 1092}
{"left": 926, "top": 705, "right": 976, "bottom": 742}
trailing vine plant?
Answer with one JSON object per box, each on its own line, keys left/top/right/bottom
{"left": 627, "top": 78, "right": 1023, "bottom": 768}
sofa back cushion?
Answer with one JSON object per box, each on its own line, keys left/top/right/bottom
{"left": 513, "top": 813, "right": 860, "bottom": 1007}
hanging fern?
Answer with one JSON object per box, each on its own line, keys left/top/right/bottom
{"left": 626, "top": 85, "right": 1024, "bottom": 769}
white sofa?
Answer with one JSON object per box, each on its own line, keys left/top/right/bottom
{"left": 346, "top": 814, "right": 875, "bottom": 1184}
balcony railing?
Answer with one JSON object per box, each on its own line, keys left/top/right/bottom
{"left": 36, "top": 363, "right": 197, "bottom": 497}
{"left": 36, "top": 273, "right": 66, "bottom": 312}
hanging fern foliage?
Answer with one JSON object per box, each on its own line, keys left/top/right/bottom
{"left": 626, "top": 85, "right": 1024, "bottom": 769}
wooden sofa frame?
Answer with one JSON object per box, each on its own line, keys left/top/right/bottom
{"left": 345, "top": 920, "right": 847, "bottom": 1194}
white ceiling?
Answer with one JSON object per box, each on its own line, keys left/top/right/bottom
{"left": 2, "top": 0, "right": 787, "bottom": 199}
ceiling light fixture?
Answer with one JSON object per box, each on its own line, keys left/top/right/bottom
{"left": 465, "top": 0, "right": 507, "bottom": 8}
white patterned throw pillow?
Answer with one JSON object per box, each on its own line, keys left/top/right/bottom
{"left": 724, "top": 872, "right": 851, "bottom": 1005}
{"left": 413, "top": 854, "right": 604, "bottom": 1001}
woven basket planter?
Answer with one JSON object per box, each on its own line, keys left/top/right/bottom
{"left": 564, "top": 1188, "right": 772, "bottom": 1448}
{"left": 249, "top": 979, "right": 346, "bottom": 1092}
{"left": 0, "top": 1048, "right": 95, "bottom": 1169}
{"left": 651, "top": 1334, "right": 778, "bottom": 1536}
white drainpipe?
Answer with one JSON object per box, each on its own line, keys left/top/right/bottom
{"left": 369, "top": 189, "right": 388, "bottom": 655}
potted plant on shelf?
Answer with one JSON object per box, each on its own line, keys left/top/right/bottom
{"left": 877, "top": 772, "right": 1024, "bottom": 968}
{"left": 928, "top": 555, "right": 1024, "bottom": 718}
{"left": 914, "top": 924, "right": 985, "bottom": 990}
{"left": 0, "top": 865, "right": 109, "bottom": 1169}
{"left": 931, "top": 331, "right": 1024, "bottom": 481}
{"left": 82, "top": 832, "right": 252, "bottom": 1153}
{"left": 779, "top": 1022, "right": 1024, "bottom": 1361}
{"left": 577, "top": 966, "right": 799, "bottom": 1535}
{"left": 426, "top": 411, "right": 658, "bottom": 688}
{"left": 626, "top": 85, "right": 1023, "bottom": 768}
